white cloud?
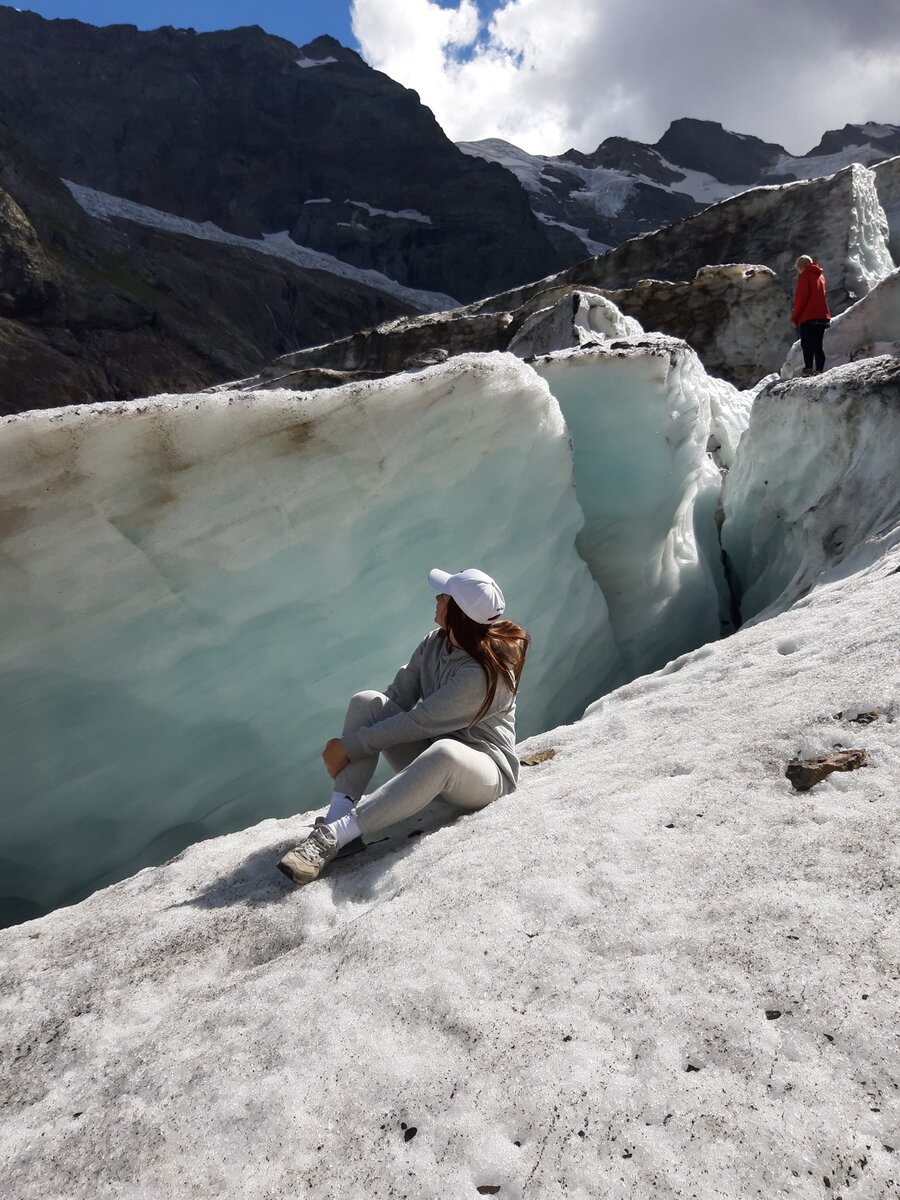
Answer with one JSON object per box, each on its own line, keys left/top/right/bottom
{"left": 350, "top": 0, "right": 900, "bottom": 155}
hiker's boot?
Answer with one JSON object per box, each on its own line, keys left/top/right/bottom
{"left": 277, "top": 825, "right": 339, "bottom": 885}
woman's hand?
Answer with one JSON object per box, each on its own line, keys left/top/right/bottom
{"left": 323, "top": 738, "right": 350, "bottom": 779}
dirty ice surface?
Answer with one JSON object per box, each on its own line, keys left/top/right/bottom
{"left": 723, "top": 355, "right": 900, "bottom": 623}
{"left": 1, "top": 527, "right": 898, "bottom": 1200}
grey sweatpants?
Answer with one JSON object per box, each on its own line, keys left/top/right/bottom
{"left": 334, "top": 691, "right": 503, "bottom": 837}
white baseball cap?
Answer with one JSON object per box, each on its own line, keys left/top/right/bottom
{"left": 428, "top": 568, "right": 506, "bottom": 624}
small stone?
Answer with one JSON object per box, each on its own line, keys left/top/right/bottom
{"left": 519, "top": 748, "right": 556, "bottom": 767}
{"left": 765, "top": 1010, "right": 782, "bottom": 1020}
{"left": 785, "top": 749, "right": 867, "bottom": 791}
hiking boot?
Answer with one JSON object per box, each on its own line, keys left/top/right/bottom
{"left": 800, "top": 367, "right": 815, "bottom": 377}
{"left": 277, "top": 825, "right": 339, "bottom": 885}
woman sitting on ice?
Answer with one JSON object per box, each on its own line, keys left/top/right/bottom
{"left": 277, "top": 568, "right": 530, "bottom": 886}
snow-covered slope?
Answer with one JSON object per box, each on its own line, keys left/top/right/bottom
{"left": 65, "top": 182, "right": 459, "bottom": 313}
{"left": 722, "top": 356, "right": 900, "bottom": 622}
{"left": 1, "top": 508, "right": 897, "bottom": 1200}
{"left": 458, "top": 136, "right": 741, "bottom": 259}
{"left": 459, "top": 121, "right": 900, "bottom": 266}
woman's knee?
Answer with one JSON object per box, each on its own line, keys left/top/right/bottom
{"left": 415, "top": 739, "right": 466, "bottom": 783}
{"left": 346, "top": 690, "right": 389, "bottom": 720}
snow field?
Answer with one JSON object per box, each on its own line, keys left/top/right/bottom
{"left": 1, "top": 534, "right": 897, "bottom": 1199}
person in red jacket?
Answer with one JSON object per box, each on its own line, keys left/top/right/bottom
{"left": 791, "top": 255, "right": 831, "bottom": 375}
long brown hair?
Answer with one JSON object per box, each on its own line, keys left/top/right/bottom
{"left": 440, "top": 596, "right": 530, "bottom": 726}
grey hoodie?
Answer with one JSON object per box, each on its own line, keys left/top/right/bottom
{"left": 341, "top": 629, "right": 519, "bottom": 793}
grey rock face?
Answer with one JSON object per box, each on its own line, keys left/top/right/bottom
{"left": 597, "top": 265, "right": 786, "bottom": 388}
{"left": 654, "top": 118, "right": 784, "bottom": 185}
{"left": 807, "top": 123, "right": 900, "bottom": 160}
{"left": 217, "top": 288, "right": 641, "bottom": 393}
{"left": 0, "top": 10, "right": 564, "bottom": 304}
{"left": 0, "top": 122, "right": 412, "bottom": 416}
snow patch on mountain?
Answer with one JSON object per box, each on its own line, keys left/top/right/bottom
{"left": 349, "top": 200, "right": 432, "bottom": 224}
{"left": 769, "top": 145, "right": 892, "bottom": 181}
{"left": 295, "top": 55, "right": 338, "bottom": 68}
{"left": 536, "top": 213, "right": 611, "bottom": 256}
{"left": 64, "top": 182, "right": 457, "bottom": 312}
{"left": 651, "top": 158, "right": 745, "bottom": 205}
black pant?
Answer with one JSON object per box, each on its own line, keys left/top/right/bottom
{"left": 799, "top": 320, "right": 828, "bottom": 372}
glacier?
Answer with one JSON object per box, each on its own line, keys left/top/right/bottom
{"left": 0, "top": 325, "right": 757, "bottom": 925}
{"left": 1, "top": 489, "right": 897, "bottom": 1200}
{"left": 534, "top": 338, "right": 740, "bottom": 678}
{"left": 2, "top": 167, "right": 900, "bottom": 1196}
{"left": 722, "top": 355, "right": 900, "bottom": 622}
{"left": 0, "top": 355, "right": 618, "bottom": 925}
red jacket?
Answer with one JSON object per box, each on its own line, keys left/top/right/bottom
{"left": 791, "top": 262, "right": 831, "bottom": 324}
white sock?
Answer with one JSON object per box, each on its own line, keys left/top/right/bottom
{"left": 325, "top": 791, "right": 356, "bottom": 823}
{"left": 327, "top": 811, "right": 362, "bottom": 848}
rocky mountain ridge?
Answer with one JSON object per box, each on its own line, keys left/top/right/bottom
{"left": 0, "top": 8, "right": 566, "bottom": 303}
{"left": 461, "top": 117, "right": 900, "bottom": 258}
{"left": 0, "top": 4, "right": 897, "bottom": 414}
{"left": 0, "top": 121, "right": 412, "bottom": 415}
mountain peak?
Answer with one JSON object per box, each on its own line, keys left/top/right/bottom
{"left": 805, "top": 122, "right": 900, "bottom": 159}
{"left": 655, "top": 118, "right": 785, "bottom": 184}
{"left": 297, "top": 34, "right": 362, "bottom": 66}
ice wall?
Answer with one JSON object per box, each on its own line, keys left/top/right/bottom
{"left": 0, "top": 355, "right": 616, "bottom": 924}
{"left": 535, "top": 338, "right": 745, "bottom": 678}
{"left": 722, "top": 355, "right": 900, "bottom": 622}
{"left": 874, "top": 155, "right": 900, "bottom": 262}
{"left": 782, "top": 268, "right": 900, "bottom": 377}
{"left": 843, "top": 163, "right": 895, "bottom": 296}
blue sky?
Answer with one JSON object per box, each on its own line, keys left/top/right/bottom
{"left": 18, "top": 2, "right": 361, "bottom": 48}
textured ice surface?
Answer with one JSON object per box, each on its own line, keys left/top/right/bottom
{"left": 783, "top": 268, "right": 900, "bottom": 377}
{"left": 534, "top": 338, "right": 746, "bottom": 678}
{"left": 874, "top": 155, "right": 900, "bottom": 261}
{"left": 722, "top": 356, "right": 900, "bottom": 622}
{"left": 1, "top": 532, "right": 898, "bottom": 1200}
{"left": 507, "top": 290, "right": 642, "bottom": 359}
{"left": 64, "top": 182, "right": 458, "bottom": 312}
{"left": 0, "top": 355, "right": 615, "bottom": 924}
